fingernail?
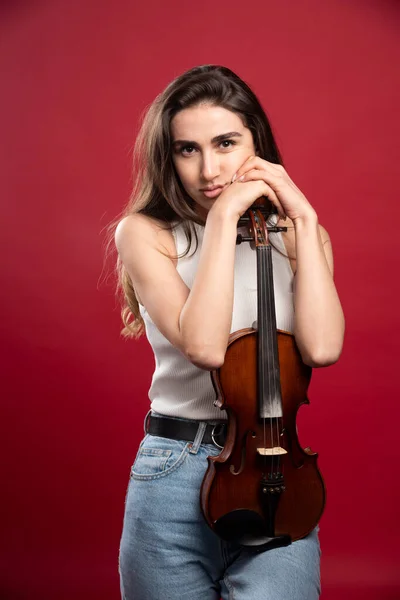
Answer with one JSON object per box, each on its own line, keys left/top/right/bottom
{"left": 231, "top": 173, "right": 237, "bottom": 183}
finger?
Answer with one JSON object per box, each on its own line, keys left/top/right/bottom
{"left": 233, "top": 157, "right": 283, "bottom": 182}
{"left": 237, "top": 167, "right": 281, "bottom": 190}
{"left": 231, "top": 155, "right": 256, "bottom": 182}
{"left": 252, "top": 180, "right": 286, "bottom": 219}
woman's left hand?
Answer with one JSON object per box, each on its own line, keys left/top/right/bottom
{"left": 232, "top": 156, "right": 317, "bottom": 223}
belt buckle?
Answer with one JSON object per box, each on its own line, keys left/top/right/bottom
{"left": 211, "top": 423, "right": 226, "bottom": 449}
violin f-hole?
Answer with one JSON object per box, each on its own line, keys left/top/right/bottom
{"left": 230, "top": 430, "right": 256, "bottom": 475}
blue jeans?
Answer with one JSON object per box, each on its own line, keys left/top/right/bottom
{"left": 118, "top": 414, "right": 321, "bottom": 600}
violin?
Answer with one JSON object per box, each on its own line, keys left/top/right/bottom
{"left": 200, "top": 197, "right": 326, "bottom": 552}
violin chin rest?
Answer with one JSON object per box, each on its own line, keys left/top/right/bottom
{"left": 213, "top": 509, "right": 292, "bottom": 553}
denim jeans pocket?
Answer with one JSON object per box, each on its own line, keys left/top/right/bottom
{"left": 130, "top": 435, "right": 191, "bottom": 481}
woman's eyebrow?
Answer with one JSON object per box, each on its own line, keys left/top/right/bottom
{"left": 172, "top": 131, "right": 243, "bottom": 147}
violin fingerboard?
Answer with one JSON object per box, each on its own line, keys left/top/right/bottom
{"left": 257, "top": 246, "right": 283, "bottom": 419}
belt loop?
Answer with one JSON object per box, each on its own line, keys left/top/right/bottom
{"left": 189, "top": 421, "right": 207, "bottom": 454}
{"left": 144, "top": 409, "right": 152, "bottom": 435}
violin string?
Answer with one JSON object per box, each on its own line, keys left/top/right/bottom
{"left": 267, "top": 244, "right": 277, "bottom": 477}
{"left": 267, "top": 228, "right": 281, "bottom": 478}
{"left": 260, "top": 222, "right": 273, "bottom": 479}
{"left": 266, "top": 248, "right": 274, "bottom": 477}
{"left": 273, "top": 238, "right": 282, "bottom": 477}
{"left": 257, "top": 219, "right": 270, "bottom": 478}
{"left": 267, "top": 248, "right": 274, "bottom": 477}
{"left": 259, "top": 238, "right": 269, "bottom": 477}
{"left": 261, "top": 238, "right": 274, "bottom": 478}
{"left": 273, "top": 241, "right": 281, "bottom": 476}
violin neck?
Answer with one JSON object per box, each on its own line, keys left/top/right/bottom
{"left": 257, "top": 245, "right": 283, "bottom": 419}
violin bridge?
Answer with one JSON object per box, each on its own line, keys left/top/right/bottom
{"left": 257, "top": 447, "right": 287, "bottom": 456}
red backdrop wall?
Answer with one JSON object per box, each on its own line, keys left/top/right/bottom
{"left": 1, "top": 0, "right": 399, "bottom": 598}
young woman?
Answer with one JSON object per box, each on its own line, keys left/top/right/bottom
{"left": 112, "top": 64, "right": 345, "bottom": 600}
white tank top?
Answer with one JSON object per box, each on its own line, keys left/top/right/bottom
{"left": 139, "top": 218, "right": 295, "bottom": 421}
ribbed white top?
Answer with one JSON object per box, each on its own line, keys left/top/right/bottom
{"left": 139, "top": 218, "right": 295, "bottom": 420}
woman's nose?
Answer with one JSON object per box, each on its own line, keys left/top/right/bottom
{"left": 200, "top": 152, "right": 220, "bottom": 181}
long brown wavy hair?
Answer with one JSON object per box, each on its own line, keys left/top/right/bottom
{"left": 104, "top": 64, "right": 286, "bottom": 339}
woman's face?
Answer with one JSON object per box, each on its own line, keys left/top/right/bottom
{"left": 170, "top": 104, "right": 256, "bottom": 219}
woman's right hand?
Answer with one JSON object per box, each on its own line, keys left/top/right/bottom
{"left": 212, "top": 172, "right": 285, "bottom": 221}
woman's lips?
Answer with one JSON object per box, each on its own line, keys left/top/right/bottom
{"left": 201, "top": 185, "right": 227, "bottom": 199}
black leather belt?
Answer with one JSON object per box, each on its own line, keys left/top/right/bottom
{"left": 145, "top": 413, "right": 227, "bottom": 448}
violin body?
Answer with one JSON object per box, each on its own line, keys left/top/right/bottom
{"left": 200, "top": 327, "right": 326, "bottom": 545}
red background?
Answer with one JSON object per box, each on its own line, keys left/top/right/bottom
{"left": 1, "top": 0, "right": 399, "bottom": 598}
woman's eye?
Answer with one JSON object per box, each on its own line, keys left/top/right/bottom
{"left": 179, "top": 140, "right": 236, "bottom": 156}
{"left": 221, "top": 140, "right": 235, "bottom": 149}
{"left": 181, "top": 145, "right": 195, "bottom": 155}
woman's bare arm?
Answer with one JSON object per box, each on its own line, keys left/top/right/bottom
{"left": 115, "top": 208, "right": 238, "bottom": 370}
{"left": 291, "top": 214, "right": 345, "bottom": 367}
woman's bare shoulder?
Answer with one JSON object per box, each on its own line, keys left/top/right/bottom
{"left": 115, "top": 212, "right": 176, "bottom": 258}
